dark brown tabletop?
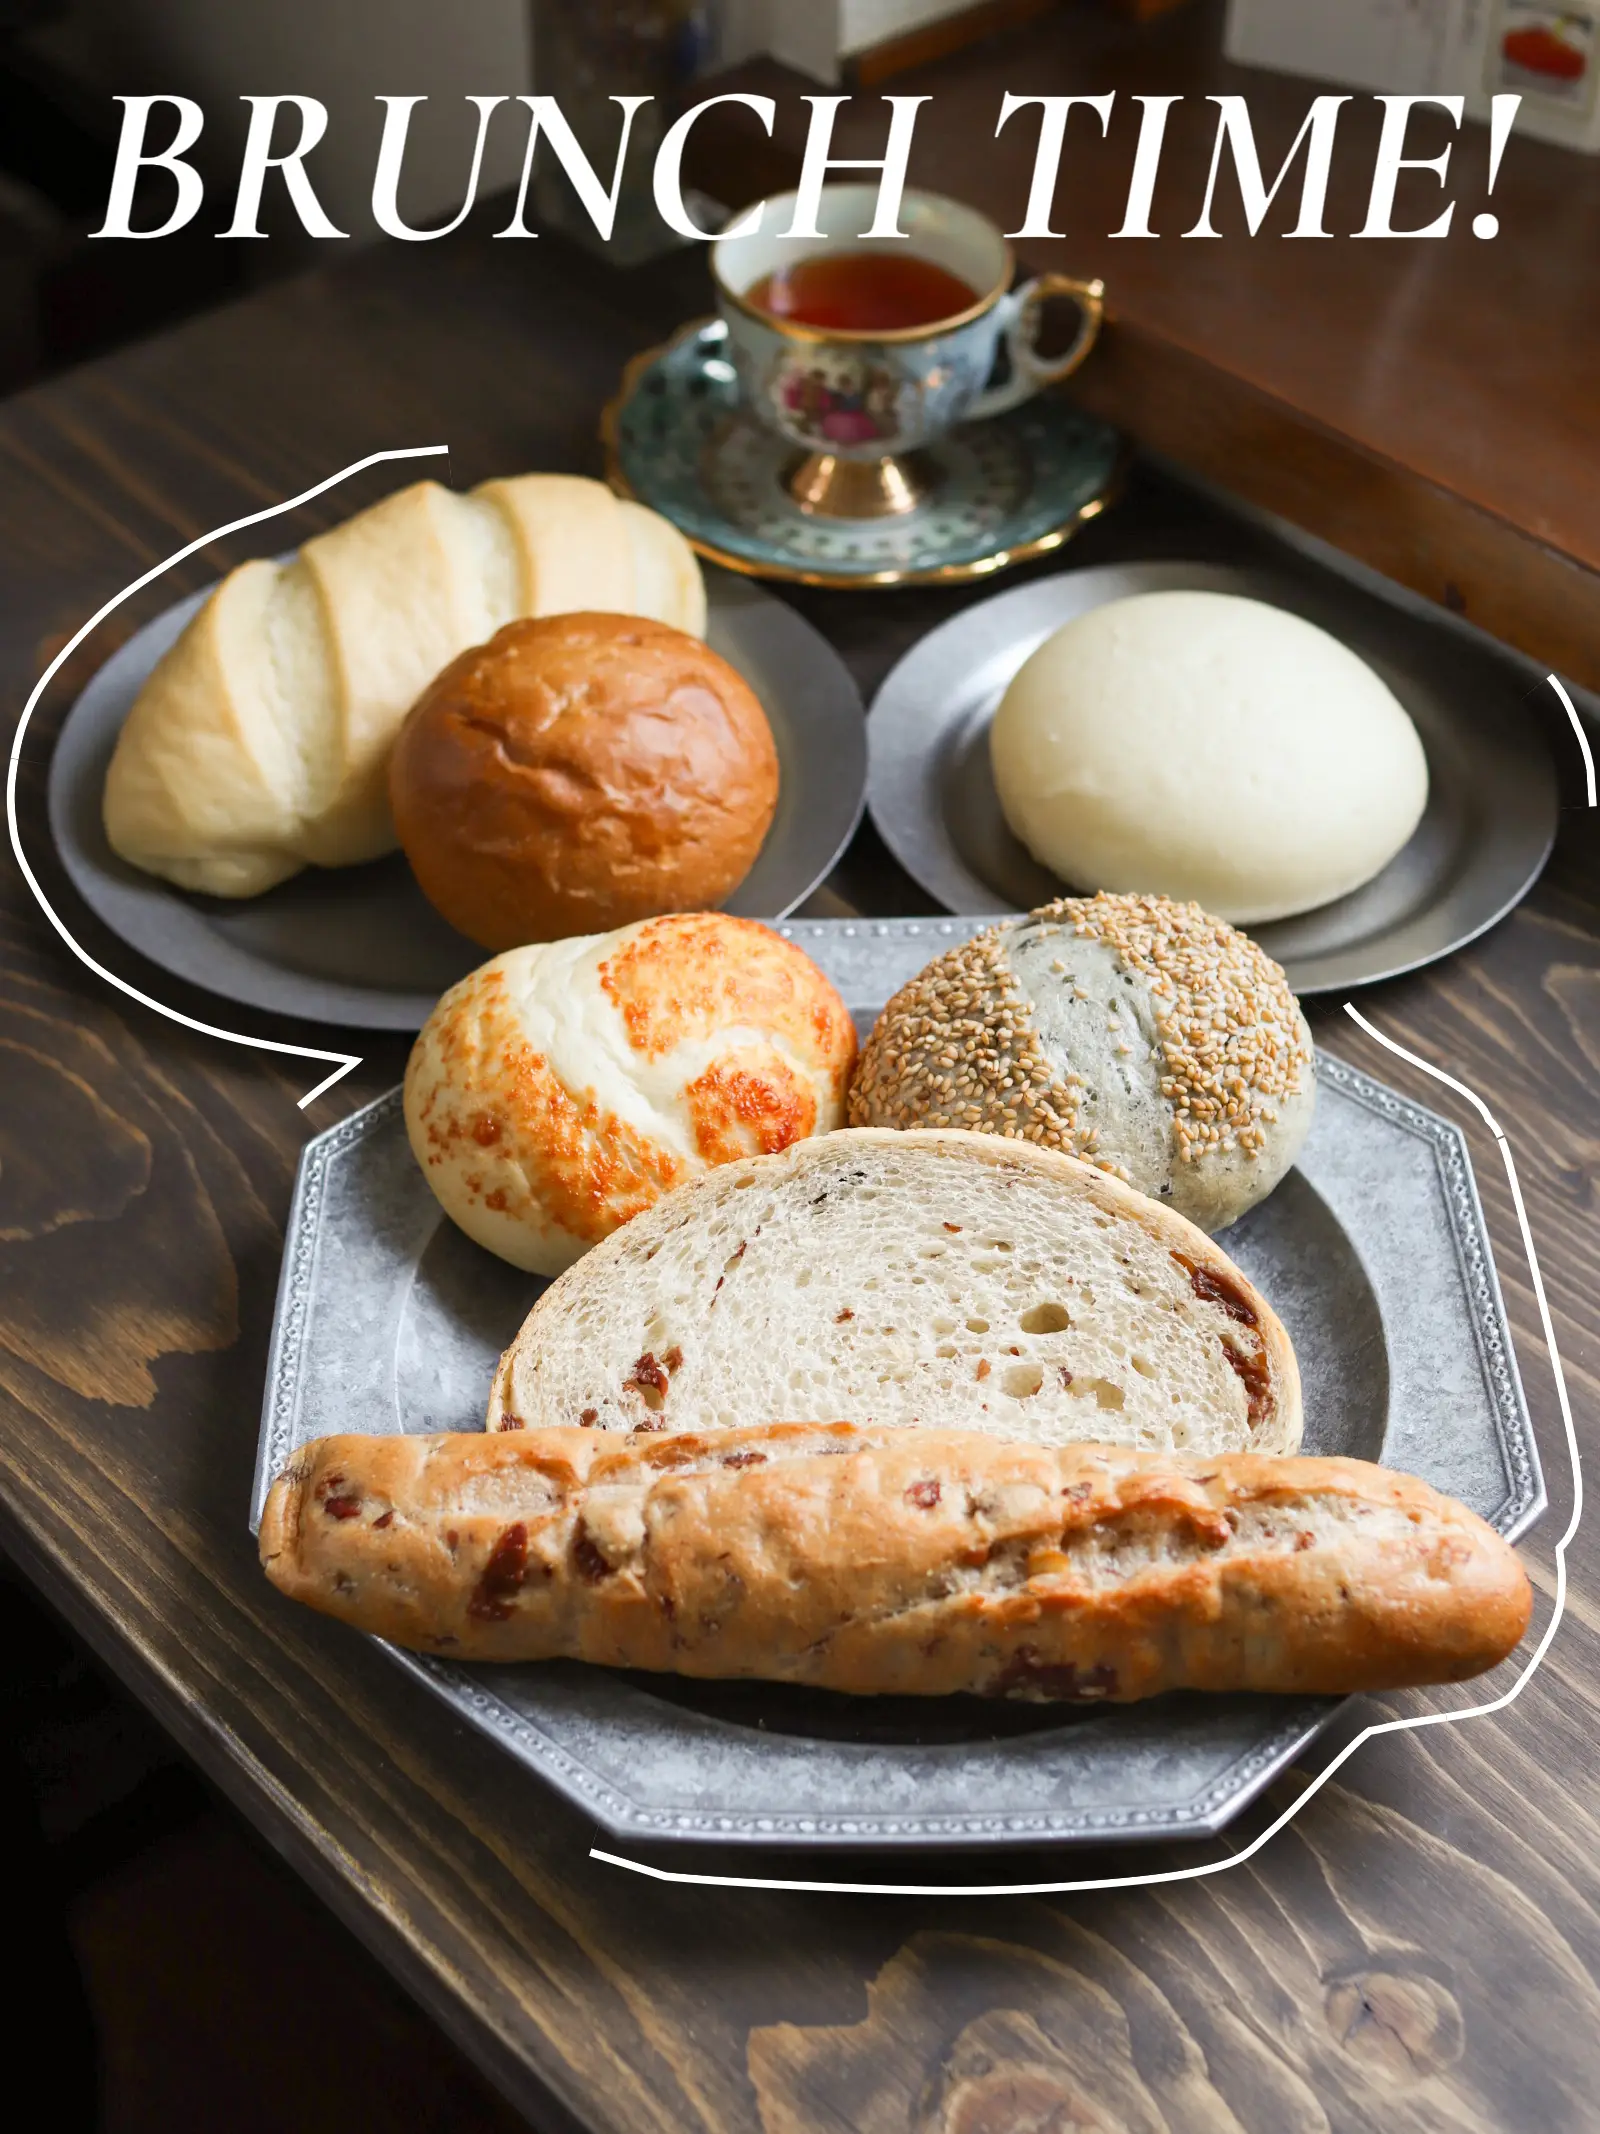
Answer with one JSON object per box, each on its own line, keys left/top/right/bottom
{"left": 3, "top": 223, "right": 1597, "bottom": 2134}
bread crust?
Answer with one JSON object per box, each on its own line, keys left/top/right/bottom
{"left": 850, "top": 896, "right": 1317, "bottom": 1235}
{"left": 389, "top": 612, "right": 779, "bottom": 950}
{"left": 261, "top": 1426, "right": 1528, "bottom": 1699}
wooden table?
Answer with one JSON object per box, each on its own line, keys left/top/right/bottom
{"left": 3, "top": 225, "right": 1597, "bottom": 2134}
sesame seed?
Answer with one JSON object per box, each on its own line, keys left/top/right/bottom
{"left": 847, "top": 891, "right": 1309, "bottom": 1180}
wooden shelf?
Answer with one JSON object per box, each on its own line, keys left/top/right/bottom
{"left": 686, "top": 0, "right": 1600, "bottom": 688}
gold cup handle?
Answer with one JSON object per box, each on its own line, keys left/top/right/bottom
{"left": 967, "top": 273, "right": 1106, "bottom": 422}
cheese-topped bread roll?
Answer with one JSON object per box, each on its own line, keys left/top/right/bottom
{"left": 406, "top": 914, "right": 857, "bottom": 1276}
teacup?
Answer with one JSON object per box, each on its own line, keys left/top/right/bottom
{"left": 711, "top": 183, "right": 1104, "bottom": 518}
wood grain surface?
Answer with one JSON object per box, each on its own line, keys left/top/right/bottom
{"left": 2, "top": 221, "right": 1596, "bottom": 2134}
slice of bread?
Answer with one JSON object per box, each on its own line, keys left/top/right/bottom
{"left": 618, "top": 497, "right": 707, "bottom": 638}
{"left": 487, "top": 1128, "right": 1302, "bottom": 1458}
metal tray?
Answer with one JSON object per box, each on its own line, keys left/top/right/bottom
{"left": 866, "top": 562, "right": 1559, "bottom": 995}
{"left": 252, "top": 919, "right": 1543, "bottom": 1851}
{"left": 48, "top": 569, "right": 866, "bottom": 1032}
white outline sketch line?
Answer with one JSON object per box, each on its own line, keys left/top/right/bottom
{"left": 1548, "top": 674, "right": 1597, "bottom": 808}
{"left": 589, "top": 1006, "right": 1578, "bottom": 1897}
{"left": 6, "top": 445, "right": 450, "bottom": 1108}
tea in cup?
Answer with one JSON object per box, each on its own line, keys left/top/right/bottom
{"left": 711, "top": 184, "right": 1104, "bottom": 517}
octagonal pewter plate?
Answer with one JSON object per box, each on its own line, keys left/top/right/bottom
{"left": 252, "top": 918, "right": 1543, "bottom": 1852}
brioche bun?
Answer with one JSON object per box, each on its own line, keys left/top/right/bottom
{"left": 390, "top": 613, "right": 779, "bottom": 950}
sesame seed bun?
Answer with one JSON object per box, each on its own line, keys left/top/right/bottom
{"left": 849, "top": 893, "right": 1316, "bottom": 1234}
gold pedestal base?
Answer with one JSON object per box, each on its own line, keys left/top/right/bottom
{"left": 785, "top": 451, "right": 933, "bottom": 520}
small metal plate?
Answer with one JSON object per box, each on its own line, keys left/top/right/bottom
{"left": 867, "top": 562, "right": 1559, "bottom": 995}
{"left": 48, "top": 569, "right": 867, "bottom": 1032}
{"left": 251, "top": 918, "right": 1542, "bottom": 1852}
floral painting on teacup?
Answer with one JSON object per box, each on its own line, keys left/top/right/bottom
{"left": 771, "top": 348, "right": 905, "bottom": 449}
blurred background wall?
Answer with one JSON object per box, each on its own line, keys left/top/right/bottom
{"left": 1, "top": 0, "right": 545, "bottom": 392}
{"left": 71, "top": 0, "right": 534, "bottom": 236}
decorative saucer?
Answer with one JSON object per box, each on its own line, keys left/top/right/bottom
{"left": 602, "top": 318, "right": 1123, "bottom": 589}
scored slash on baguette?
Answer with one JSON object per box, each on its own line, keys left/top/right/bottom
{"left": 260, "top": 1425, "right": 1532, "bottom": 1699}
{"left": 487, "top": 1128, "right": 1303, "bottom": 1461}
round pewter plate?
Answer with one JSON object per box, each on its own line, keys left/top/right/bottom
{"left": 48, "top": 568, "right": 867, "bottom": 1032}
{"left": 867, "top": 561, "right": 1559, "bottom": 994}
